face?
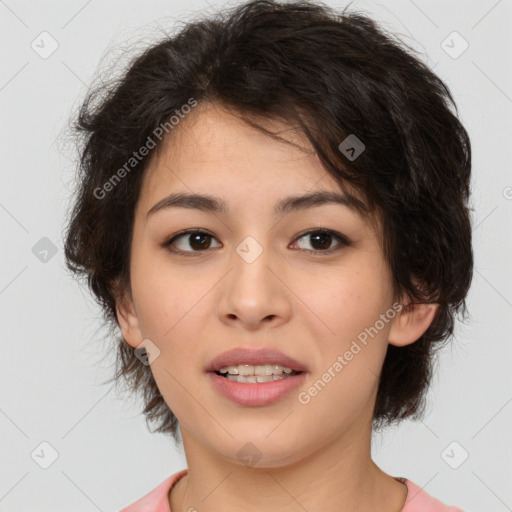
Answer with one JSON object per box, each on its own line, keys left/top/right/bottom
{"left": 116, "top": 102, "right": 434, "bottom": 468}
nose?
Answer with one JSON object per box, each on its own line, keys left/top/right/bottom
{"left": 217, "top": 246, "right": 292, "bottom": 330}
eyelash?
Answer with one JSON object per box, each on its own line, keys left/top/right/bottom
{"left": 162, "top": 228, "right": 351, "bottom": 256}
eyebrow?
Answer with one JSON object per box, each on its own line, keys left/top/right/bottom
{"left": 146, "top": 190, "right": 369, "bottom": 219}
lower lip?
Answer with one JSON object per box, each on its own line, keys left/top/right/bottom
{"left": 208, "top": 371, "right": 307, "bottom": 406}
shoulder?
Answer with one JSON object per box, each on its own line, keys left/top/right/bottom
{"left": 399, "top": 478, "right": 466, "bottom": 512}
{"left": 119, "top": 469, "right": 188, "bottom": 512}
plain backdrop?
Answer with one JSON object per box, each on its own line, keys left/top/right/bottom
{"left": 1, "top": 0, "right": 511, "bottom": 511}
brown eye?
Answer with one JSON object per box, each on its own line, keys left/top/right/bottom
{"left": 293, "top": 229, "right": 350, "bottom": 254}
{"left": 163, "top": 228, "right": 350, "bottom": 256}
{"left": 164, "top": 230, "right": 221, "bottom": 254}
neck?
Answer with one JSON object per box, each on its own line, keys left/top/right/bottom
{"left": 169, "top": 416, "right": 408, "bottom": 512}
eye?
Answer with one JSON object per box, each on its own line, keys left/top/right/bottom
{"left": 163, "top": 228, "right": 350, "bottom": 256}
{"left": 292, "top": 229, "right": 351, "bottom": 254}
{"left": 163, "top": 229, "right": 221, "bottom": 255}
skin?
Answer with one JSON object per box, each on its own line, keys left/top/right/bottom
{"left": 116, "top": 102, "right": 437, "bottom": 512}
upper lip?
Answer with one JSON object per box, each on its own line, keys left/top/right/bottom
{"left": 206, "top": 347, "right": 308, "bottom": 373}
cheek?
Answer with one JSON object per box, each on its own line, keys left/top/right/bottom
{"left": 297, "top": 260, "right": 393, "bottom": 420}
{"left": 294, "top": 273, "right": 393, "bottom": 433}
{"left": 130, "top": 262, "right": 209, "bottom": 424}
{"left": 130, "top": 249, "right": 196, "bottom": 337}
{"left": 130, "top": 248, "right": 211, "bottom": 356}
{"left": 300, "top": 261, "right": 393, "bottom": 346}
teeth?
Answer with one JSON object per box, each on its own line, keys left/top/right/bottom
{"left": 225, "top": 374, "right": 290, "bottom": 383}
{"left": 219, "top": 364, "right": 295, "bottom": 376}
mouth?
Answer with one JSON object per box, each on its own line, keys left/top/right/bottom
{"left": 206, "top": 347, "right": 308, "bottom": 374}
{"left": 205, "top": 347, "right": 308, "bottom": 405}
{"left": 213, "top": 365, "right": 303, "bottom": 383}
{"left": 208, "top": 368, "right": 307, "bottom": 406}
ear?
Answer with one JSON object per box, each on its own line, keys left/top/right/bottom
{"left": 113, "top": 281, "right": 144, "bottom": 349}
{"left": 388, "top": 301, "right": 438, "bottom": 347}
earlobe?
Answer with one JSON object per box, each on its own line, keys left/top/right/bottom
{"left": 114, "top": 289, "right": 144, "bottom": 349}
{"left": 388, "top": 302, "right": 438, "bottom": 347}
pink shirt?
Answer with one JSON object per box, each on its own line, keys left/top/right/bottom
{"left": 119, "top": 469, "right": 466, "bottom": 512}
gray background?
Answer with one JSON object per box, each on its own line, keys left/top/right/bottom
{"left": 1, "top": 0, "right": 511, "bottom": 511}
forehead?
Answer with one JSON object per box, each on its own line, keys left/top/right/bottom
{"left": 146, "top": 105, "right": 322, "bottom": 188}
{"left": 136, "top": 102, "right": 375, "bottom": 230}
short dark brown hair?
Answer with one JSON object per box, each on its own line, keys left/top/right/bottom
{"left": 63, "top": 0, "right": 473, "bottom": 441}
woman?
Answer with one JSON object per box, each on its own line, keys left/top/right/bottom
{"left": 63, "top": 1, "right": 472, "bottom": 510}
